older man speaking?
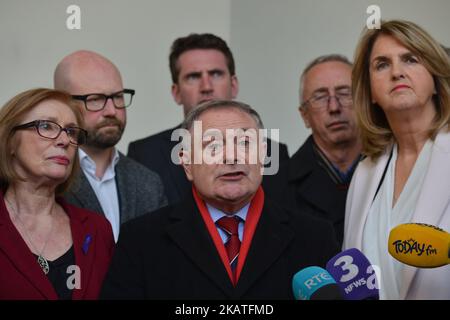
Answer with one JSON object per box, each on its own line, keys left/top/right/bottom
{"left": 101, "top": 100, "right": 338, "bottom": 299}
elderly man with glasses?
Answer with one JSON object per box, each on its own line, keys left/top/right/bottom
{"left": 265, "top": 54, "right": 362, "bottom": 246}
{"left": 54, "top": 50, "right": 167, "bottom": 242}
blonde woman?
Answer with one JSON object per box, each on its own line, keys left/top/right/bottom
{"left": 343, "top": 20, "right": 450, "bottom": 299}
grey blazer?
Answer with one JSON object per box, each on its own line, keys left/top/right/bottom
{"left": 64, "top": 152, "right": 167, "bottom": 225}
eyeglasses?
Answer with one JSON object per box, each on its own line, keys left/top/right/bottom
{"left": 72, "top": 89, "right": 135, "bottom": 112}
{"left": 302, "top": 91, "right": 353, "bottom": 110}
{"left": 13, "top": 120, "right": 87, "bottom": 146}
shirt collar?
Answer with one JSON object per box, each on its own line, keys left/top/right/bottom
{"left": 79, "top": 148, "right": 120, "bottom": 179}
{"left": 206, "top": 203, "right": 250, "bottom": 224}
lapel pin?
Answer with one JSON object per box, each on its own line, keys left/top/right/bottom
{"left": 82, "top": 234, "right": 92, "bottom": 255}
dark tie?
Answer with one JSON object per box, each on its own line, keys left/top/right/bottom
{"left": 216, "top": 216, "right": 241, "bottom": 276}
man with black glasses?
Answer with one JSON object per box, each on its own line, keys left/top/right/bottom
{"left": 265, "top": 55, "right": 362, "bottom": 246}
{"left": 54, "top": 50, "right": 167, "bottom": 242}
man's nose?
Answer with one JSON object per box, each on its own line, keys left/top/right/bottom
{"left": 328, "top": 95, "right": 341, "bottom": 113}
{"left": 200, "top": 74, "right": 213, "bottom": 93}
{"left": 224, "top": 143, "right": 238, "bottom": 165}
{"left": 103, "top": 97, "right": 117, "bottom": 116}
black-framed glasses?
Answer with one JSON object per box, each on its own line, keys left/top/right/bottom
{"left": 13, "top": 120, "right": 87, "bottom": 146}
{"left": 72, "top": 89, "right": 135, "bottom": 111}
{"left": 302, "top": 91, "right": 353, "bottom": 110}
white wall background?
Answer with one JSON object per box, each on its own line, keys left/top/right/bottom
{"left": 1, "top": 0, "right": 449, "bottom": 155}
{"left": 0, "top": 0, "right": 231, "bottom": 153}
{"left": 231, "top": 0, "right": 450, "bottom": 155}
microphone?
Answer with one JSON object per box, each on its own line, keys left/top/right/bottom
{"left": 292, "top": 266, "right": 343, "bottom": 300}
{"left": 388, "top": 223, "right": 450, "bottom": 268}
{"left": 326, "top": 248, "right": 379, "bottom": 300}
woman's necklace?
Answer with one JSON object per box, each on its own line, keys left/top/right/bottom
{"left": 5, "top": 198, "right": 54, "bottom": 275}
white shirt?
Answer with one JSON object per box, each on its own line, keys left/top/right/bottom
{"left": 206, "top": 203, "right": 249, "bottom": 243}
{"left": 362, "top": 140, "right": 432, "bottom": 299}
{"left": 79, "top": 148, "right": 121, "bottom": 242}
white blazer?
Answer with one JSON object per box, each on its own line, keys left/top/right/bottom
{"left": 343, "top": 128, "right": 450, "bottom": 299}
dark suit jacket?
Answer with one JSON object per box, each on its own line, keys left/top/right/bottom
{"left": 264, "top": 136, "right": 355, "bottom": 246}
{"left": 100, "top": 190, "right": 339, "bottom": 299}
{"left": 0, "top": 192, "right": 114, "bottom": 300}
{"left": 128, "top": 126, "right": 290, "bottom": 206}
{"left": 64, "top": 152, "right": 167, "bottom": 225}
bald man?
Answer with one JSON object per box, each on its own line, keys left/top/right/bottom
{"left": 55, "top": 50, "right": 167, "bottom": 241}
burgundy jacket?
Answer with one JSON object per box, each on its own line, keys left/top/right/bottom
{"left": 0, "top": 191, "right": 114, "bottom": 300}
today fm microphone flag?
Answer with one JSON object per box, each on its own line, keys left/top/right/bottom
{"left": 388, "top": 223, "right": 450, "bottom": 268}
{"left": 326, "top": 248, "right": 380, "bottom": 300}
{"left": 292, "top": 266, "right": 343, "bottom": 300}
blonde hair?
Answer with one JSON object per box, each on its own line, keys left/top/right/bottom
{"left": 0, "top": 88, "right": 84, "bottom": 194}
{"left": 352, "top": 19, "right": 450, "bottom": 159}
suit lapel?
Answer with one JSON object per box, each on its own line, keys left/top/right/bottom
{"left": 0, "top": 193, "right": 57, "bottom": 299}
{"left": 166, "top": 196, "right": 235, "bottom": 297}
{"left": 288, "top": 137, "right": 338, "bottom": 214}
{"left": 234, "top": 202, "right": 294, "bottom": 297}
{"left": 399, "top": 130, "right": 450, "bottom": 299}
{"left": 70, "top": 171, "right": 104, "bottom": 215}
{"left": 114, "top": 154, "right": 132, "bottom": 223}
{"left": 59, "top": 200, "right": 98, "bottom": 300}
{"left": 345, "top": 147, "right": 393, "bottom": 250}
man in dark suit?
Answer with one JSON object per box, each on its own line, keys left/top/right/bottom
{"left": 265, "top": 55, "right": 362, "bottom": 246}
{"left": 101, "top": 100, "right": 338, "bottom": 299}
{"left": 128, "top": 33, "right": 289, "bottom": 205}
{"left": 54, "top": 50, "right": 167, "bottom": 242}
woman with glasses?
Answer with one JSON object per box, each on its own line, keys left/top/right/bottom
{"left": 0, "top": 88, "right": 114, "bottom": 299}
{"left": 343, "top": 20, "right": 450, "bottom": 299}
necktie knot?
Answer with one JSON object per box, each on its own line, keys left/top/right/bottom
{"left": 216, "top": 216, "right": 240, "bottom": 236}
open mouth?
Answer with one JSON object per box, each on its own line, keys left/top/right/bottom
{"left": 219, "top": 171, "right": 246, "bottom": 180}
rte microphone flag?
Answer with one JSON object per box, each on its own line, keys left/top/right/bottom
{"left": 326, "top": 248, "right": 379, "bottom": 300}
{"left": 388, "top": 223, "right": 450, "bottom": 268}
{"left": 292, "top": 266, "right": 343, "bottom": 300}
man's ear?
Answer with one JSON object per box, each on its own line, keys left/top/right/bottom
{"left": 231, "top": 75, "right": 239, "bottom": 99}
{"left": 171, "top": 83, "right": 182, "bottom": 105}
{"left": 299, "top": 106, "right": 311, "bottom": 128}
{"left": 259, "top": 139, "right": 267, "bottom": 166}
{"left": 180, "top": 149, "right": 194, "bottom": 182}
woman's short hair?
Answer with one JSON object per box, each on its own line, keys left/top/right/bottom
{"left": 352, "top": 19, "right": 450, "bottom": 159}
{"left": 0, "top": 88, "right": 84, "bottom": 194}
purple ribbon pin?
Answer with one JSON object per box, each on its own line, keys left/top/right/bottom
{"left": 82, "top": 234, "right": 92, "bottom": 255}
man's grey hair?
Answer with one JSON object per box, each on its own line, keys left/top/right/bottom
{"left": 299, "top": 54, "right": 353, "bottom": 105}
{"left": 181, "top": 100, "right": 265, "bottom": 130}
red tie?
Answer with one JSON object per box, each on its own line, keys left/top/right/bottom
{"left": 216, "top": 216, "right": 241, "bottom": 275}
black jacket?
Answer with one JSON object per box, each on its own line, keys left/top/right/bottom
{"left": 100, "top": 191, "right": 339, "bottom": 299}
{"left": 264, "top": 136, "right": 357, "bottom": 246}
